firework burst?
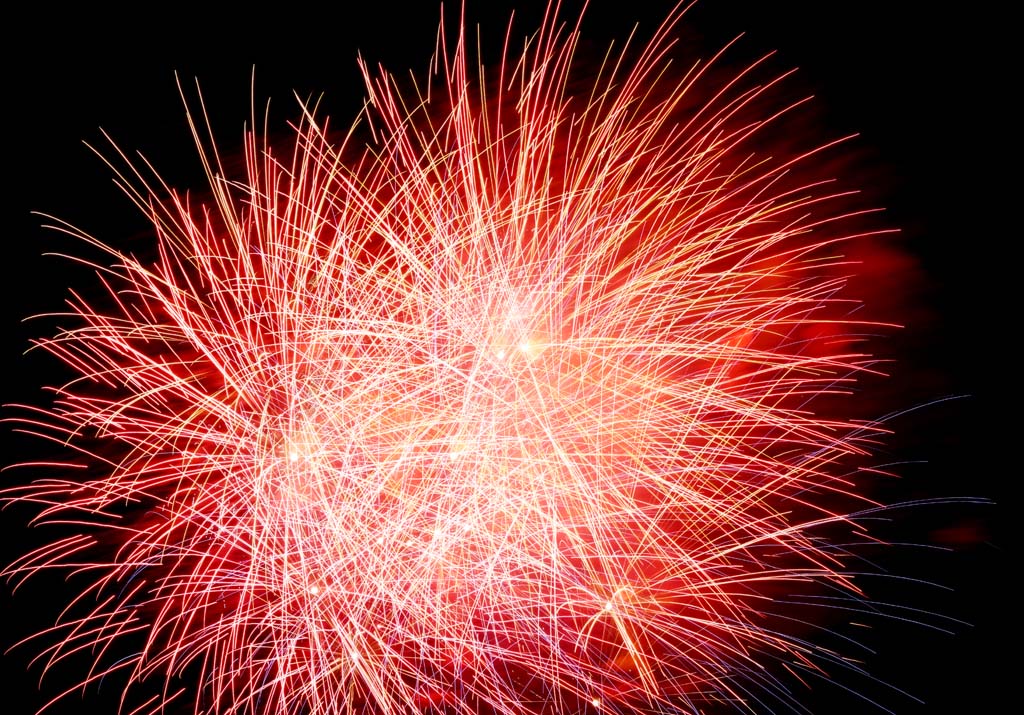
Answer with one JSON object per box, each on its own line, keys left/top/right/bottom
{"left": 5, "top": 4, "right": 919, "bottom": 714}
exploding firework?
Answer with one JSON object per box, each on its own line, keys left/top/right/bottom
{"left": 3, "top": 3, "right": 937, "bottom": 715}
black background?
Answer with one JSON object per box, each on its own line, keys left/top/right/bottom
{"left": 2, "top": 2, "right": 1008, "bottom": 713}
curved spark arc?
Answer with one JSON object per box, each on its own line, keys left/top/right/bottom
{"left": 4, "top": 5, "right": 902, "bottom": 715}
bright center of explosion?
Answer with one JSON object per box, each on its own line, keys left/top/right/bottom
{"left": 266, "top": 287, "right": 642, "bottom": 619}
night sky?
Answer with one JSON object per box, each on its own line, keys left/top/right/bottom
{"left": 2, "top": 2, "right": 1007, "bottom": 713}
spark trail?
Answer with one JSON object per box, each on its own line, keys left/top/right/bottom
{"left": 5, "top": 4, "right": 908, "bottom": 715}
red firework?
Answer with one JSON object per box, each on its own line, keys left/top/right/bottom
{"left": 4, "top": 5, "right": 915, "bottom": 715}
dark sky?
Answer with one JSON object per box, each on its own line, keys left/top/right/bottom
{"left": 2, "top": 2, "right": 1008, "bottom": 713}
